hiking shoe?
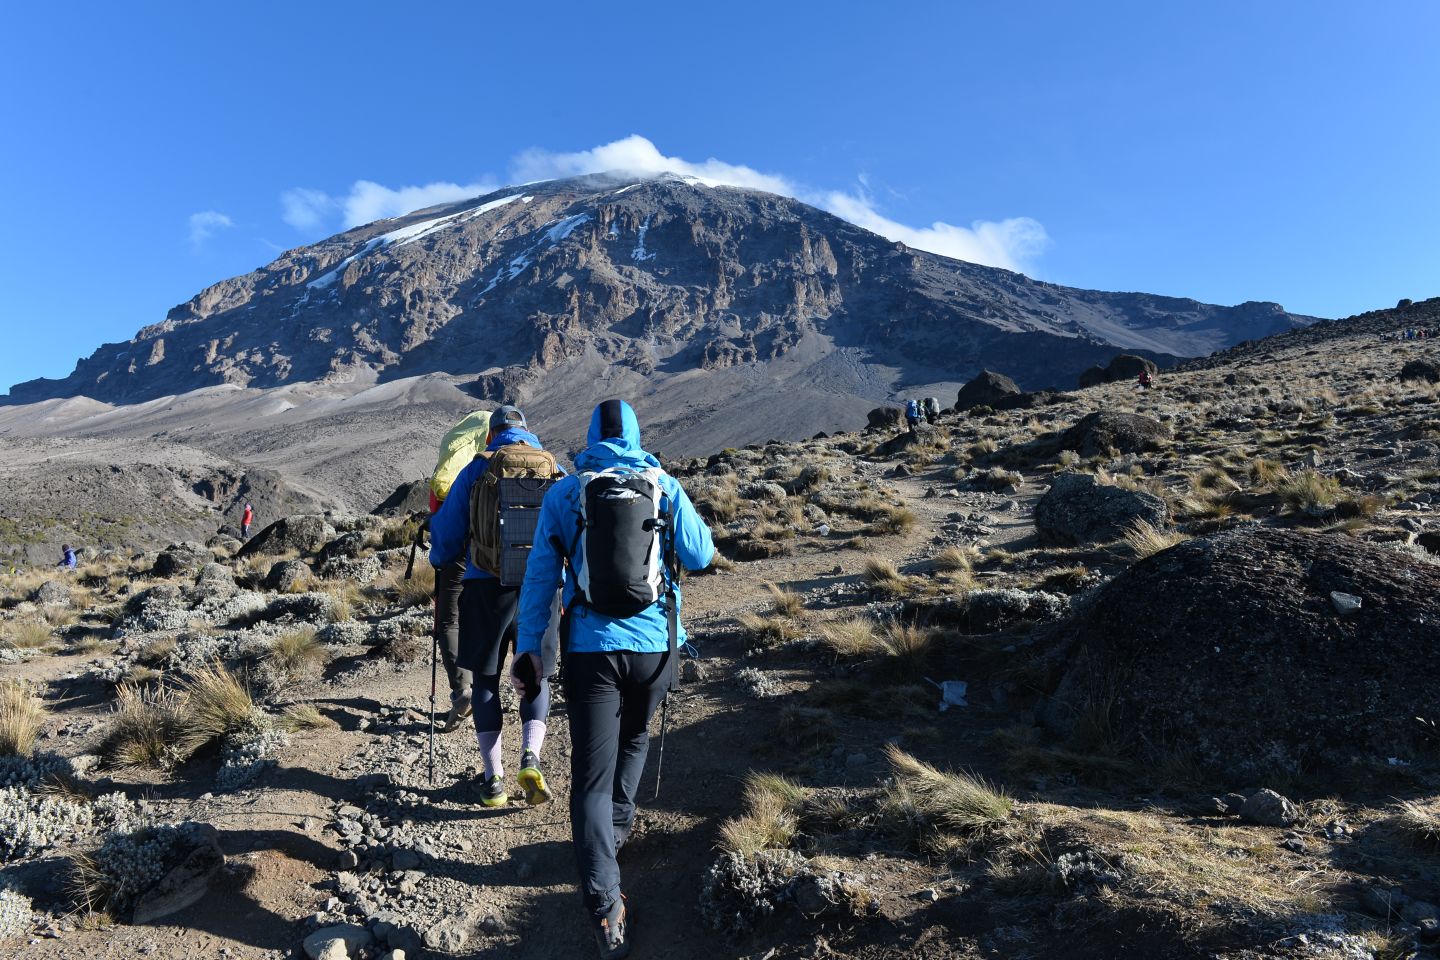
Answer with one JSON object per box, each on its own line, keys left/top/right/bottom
{"left": 479, "top": 774, "right": 508, "bottom": 808}
{"left": 517, "top": 749, "right": 551, "bottom": 807}
{"left": 592, "top": 895, "right": 629, "bottom": 959}
{"left": 441, "top": 688, "right": 473, "bottom": 732}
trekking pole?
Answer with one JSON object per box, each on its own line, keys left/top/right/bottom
{"left": 428, "top": 613, "right": 438, "bottom": 786}
{"left": 652, "top": 695, "right": 669, "bottom": 801}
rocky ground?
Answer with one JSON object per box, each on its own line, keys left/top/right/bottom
{"left": 1, "top": 299, "right": 1438, "bottom": 960}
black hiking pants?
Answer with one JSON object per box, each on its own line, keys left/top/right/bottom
{"left": 564, "top": 649, "right": 674, "bottom": 915}
{"left": 434, "top": 559, "right": 470, "bottom": 695}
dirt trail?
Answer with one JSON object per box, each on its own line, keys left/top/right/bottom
{"left": 10, "top": 447, "right": 1031, "bottom": 960}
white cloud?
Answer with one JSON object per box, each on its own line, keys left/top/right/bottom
{"left": 280, "top": 188, "right": 336, "bottom": 232}
{"left": 513, "top": 135, "right": 1048, "bottom": 272}
{"left": 341, "top": 179, "right": 499, "bottom": 227}
{"left": 187, "top": 210, "right": 233, "bottom": 250}
{"left": 279, "top": 135, "right": 1048, "bottom": 272}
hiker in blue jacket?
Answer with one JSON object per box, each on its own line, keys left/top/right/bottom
{"left": 513, "top": 399, "right": 714, "bottom": 960}
{"left": 429, "top": 405, "right": 561, "bottom": 809}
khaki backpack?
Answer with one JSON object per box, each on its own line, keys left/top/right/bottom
{"left": 468, "top": 443, "right": 562, "bottom": 584}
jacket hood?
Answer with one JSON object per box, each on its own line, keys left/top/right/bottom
{"left": 487, "top": 427, "right": 542, "bottom": 451}
{"left": 577, "top": 400, "right": 659, "bottom": 471}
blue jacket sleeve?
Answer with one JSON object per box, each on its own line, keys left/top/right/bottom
{"left": 428, "top": 458, "right": 482, "bottom": 568}
{"left": 516, "top": 482, "right": 570, "bottom": 656}
{"left": 665, "top": 476, "right": 715, "bottom": 572}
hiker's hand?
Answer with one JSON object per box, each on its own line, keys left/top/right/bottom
{"left": 511, "top": 652, "right": 542, "bottom": 697}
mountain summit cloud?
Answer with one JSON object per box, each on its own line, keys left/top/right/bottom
{"left": 281, "top": 136, "right": 1048, "bottom": 273}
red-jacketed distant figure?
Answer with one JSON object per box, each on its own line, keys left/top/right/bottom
{"left": 242, "top": 502, "right": 254, "bottom": 538}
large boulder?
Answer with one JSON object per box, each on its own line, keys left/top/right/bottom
{"left": 236, "top": 515, "right": 336, "bottom": 559}
{"left": 129, "top": 822, "right": 225, "bottom": 923}
{"left": 1078, "top": 365, "right": 1108, "bottom": 389}
{"left": 1105, "top": 354, "right": 1159, "bottom": 382}
{"left": 955, "top": 370, "right": 1022, "bottom": 411}
{"left": 1034, "top": 473, "right": 1168, "bottom": 545}
{"left": 153, "top": 542, "right": 211, "bottom": 578}
{"left": 1044, "top": 528, "right": 1440, "bottom": 781}
{"left": 1399, "top": 358, "right": 1440, "bottom": 384}
{"left": 31, "top": 580, "right": 71, "bottom": 607}
{"left": 865, "top": 406, "right": 904, "bottom": 432}
{"left": 1060, "top": 412, "right": 1171, "bottom": 458}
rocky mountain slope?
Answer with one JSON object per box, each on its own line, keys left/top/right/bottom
{"left": 8, "top": 173, "right": 1316, "bottom": 424}
{"left": 1, "top": 299, "right": 1438, "bottom": 960}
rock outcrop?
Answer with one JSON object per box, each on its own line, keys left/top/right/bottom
{"left": 955, "top": 370, "right": 1022, "bottom": 410}
{"left": 1045, "top": 527, "right": 1440, "bottom": 780}
{"left": 1034, "top": 473, "right": 1168, "bottom": 545}
{"left": 1060, "top": 412, "right": 1171, "bottom": 457}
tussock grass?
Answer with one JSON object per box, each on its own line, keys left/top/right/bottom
{"left": 1390, "top": 799, "right": 1440, "bottom": 851}
{"left": 885, "top": 744, "right": 1012, "bottom": 837}
{"left": 764, "top": 583, "right": 803, "bottom": 618}
{"left": 1122, "top": 519, "right": 1191, "bottom": 560}
{"left": 738, "top": 612, "right": 800, "bottom": 647}
{"left": 4, "top": 619, "right": 55, "bottom": 651}
{"left": 104, "top": 682, "right": 186, "bottom": 770}
{"left": 1277, "top": 469, "right": 1342, "bottom": 513}
{"left": 817, "top": 616, "right": 879, "bottom": 658}
{"left": 279, "top": 703, "right": 334, "bottom": 732}
{"left": 718, "top": 771, "right": 809, "bottom": 857}
{"left": 266, "top": 627, "right": 329, "bottom": 682}
{"left": 178, "top": 662, "right": 257, "bottom": 755}
{"left": 0, "top": 679, "right": 46, "bottom": 757}
{"left": 862, "top": 556, "right": 911, "bottom": 597}
{"left": 870, "top": 505, "right": 917, "bottom": 535}
{"left": 395, "top": 564, "right": 436, "bottom": 610}
{"left": 933, "top": 544, "right": 980, "bottom": 573}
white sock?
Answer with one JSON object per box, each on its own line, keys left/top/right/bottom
{"left": 476, "top": 729, "right": 503, "bottom": 779}
{"left": 521, "top": 720, "right": 547, "bottom": 759}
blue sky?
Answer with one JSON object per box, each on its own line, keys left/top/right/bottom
{"left": 3, "top": 1, "right": 1437, "bottom": 393}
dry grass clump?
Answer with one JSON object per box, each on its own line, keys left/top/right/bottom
{"left": 933, "top": 544, "right": 980, "bottom": 573}
{"left": 104, "top": 682, "right": 187, "bottom": 769}
{"left": 862, "top": 556, "right": 911, "bottom": 597}
{"left": 718, "top": 771, "right": 808, "bottom": 856}
{"left": 0, "top": 679, "right": 46, "bottom": 757}
{"left": 885, "top": 744, "right": 1012, "bottom": 842}
{"left": 1389, "top": 799, "right": 1440, "bottom": 851}
{"left": 816, "top": 616, "right": 880, "bottom": 658}
{"left": 1248, "top": 457, "right": 1288, "bottom": 486}
{"left": 695, "top": 481, "right": 744, "bottom": 523}
{"left": 395, "top": 565, "right": 436, "bottom": 610}
{"left": 1122, "top": 519, "right": 1191, "bottom": 560}
{"left": 1276, "top": 469, "right": 1342, "bottom": 513}
{"left": 764, "top": 583, "right": 803, "bottom": 618}
{"left": 178, "top": 662, "right": 257, "bottom": 755}
{"left": 971, "top": 467, "right": 1023, "bottom": 492}
{"left": 266, "top": 627, "right": 329, "bottom": 682}
{"left": 751, "top": 521, "right": 797, "bottom": 542}
{"left": 3, "top": 619, "right": 55, "bottom": 651}
{"left": 870, "top": 505, "right": 917, "bottom": 535}
{"left": 738, "top": 612, "right": 801, "bottom": 647}
{"left": 279, "top": 703, "right": 334, "bottom": 732}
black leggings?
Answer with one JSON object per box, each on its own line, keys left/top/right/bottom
{"left": 458, "top": 578, "right": 557, "bottom": 735}
{"left": 564, "top": 650, "right": 673, "bottom": 915}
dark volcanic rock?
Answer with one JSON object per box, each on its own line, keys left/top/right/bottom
{"left": 1400, "top": 358, "right": 1440, "bottom": 384}
{"left": 955, "top": 370, "right": 1022, "bottom": 411}
{"left": 1034, "top": 472, "right": 1168, "bottom": 545}
{"left": 1060, "top": 412, "right": 1171, "bottom": 457}
{"left": 152, "top": 541, "right": 210, "bottom": 578}
{"left": 237, "top": 515, "right": 336, "bottom": 558}
{"left": 1078, "top": 354, "right": 1159, "bottom": 389}
{"left": 1044, "top": 527, "right": 1440, "bottom": 780}
{"left": 866, "top": 406, "right": 904, "bottom": 432}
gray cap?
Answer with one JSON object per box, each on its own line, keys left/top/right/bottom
{"left": 489, "top": 405, "right": 527, "bottom": 433}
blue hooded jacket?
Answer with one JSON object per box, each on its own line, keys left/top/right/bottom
{"left": 428, "top": 426, "right": 548, "bottom": 581}
{"left": 517, "top": 401, "right": 714, "bottom": 657}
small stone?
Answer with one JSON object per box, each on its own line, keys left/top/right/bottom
{"left": 336, "top": 850, "right": 359, "bottom": 870}
{"left": 390, "top": 849, "right": 421, "bottom": 871}
{"left": 1358, "top": 885, "right": 1407, "bottom": 919}
{"left": 1403, "top": 900, "right": 1440, "bottom": 925}
{"left": 1418, "top": 918, "right": 1439, "bottom": 945}
{"left": 680, "top": 660, "right": 705, "bottom": 683}
{"left": 380, "top": 951, "right": 407, "bottom": 960}
{"left": 1330, "top": 591, "right": 1362, "bottom": 615}
{"left": 845, "top": 752, "right": 869, "bottom": 768}
{"left": 302, "top": 924, "right": 371, "bottom": 960}
{"left": 1213, "top": 793, "right": 1247, "bottom": 815}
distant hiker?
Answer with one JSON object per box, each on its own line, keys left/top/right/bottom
{"left": 923, "top": 396, "right": 941, "bottom": 424}
{"left": 904, "top": 398, "right": 921, "bottom": 434}
{"left": 427, "top": 409, "right": 493, "bottom": 732}
{"left": 429, "top": 405, "right": 564, "bottom": 808}
{"left": 1138, "top": 370, "right": 1154, "bottom": 390}
{"left": 514, "top": 399, "right": 714, "bottom": 960}
{"left": 56, "top": 544, "right": 77, "bottom": 570}
{"left": 241, "top": 503, "right": 254, "bottom": 538}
